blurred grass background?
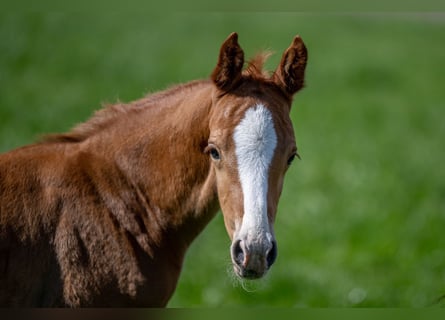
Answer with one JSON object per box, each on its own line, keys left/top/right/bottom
{"left": 0, "top": 12, "right": 444, "bottom": 307}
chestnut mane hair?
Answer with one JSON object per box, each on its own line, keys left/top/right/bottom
{"left": 43, "top": 51, "right": 280, "bottom": 145}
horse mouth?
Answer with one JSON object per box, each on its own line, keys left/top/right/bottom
{"left": 233, "top": 264, "right": 267, "bottom": 280}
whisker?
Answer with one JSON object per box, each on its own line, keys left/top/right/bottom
{"left": 224, "top": 259, "right": 269, "bottom": 293}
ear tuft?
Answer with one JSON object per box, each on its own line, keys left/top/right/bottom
{"left": 272, "top": 35, "right": 308, "bottom": 97}
{"left": 211, "top": 32, "right": 245, "bottom": 91}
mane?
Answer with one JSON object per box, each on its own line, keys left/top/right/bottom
{"left": 243, "top": 51, "right": 273, "bottom": 80}
{"left": 41, "top": 80, "right": 209, "bottom": 144}
{"left": 41, "top": 51, "right": 274, "bottom": 144}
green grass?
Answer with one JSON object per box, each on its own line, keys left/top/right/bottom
{"left": 1, "top": 13, "right": 444, "bottom": 307}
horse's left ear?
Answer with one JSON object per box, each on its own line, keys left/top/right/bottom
{"left": 272, "top": 35, "right": 308, "bottom": 97}
{"left": 211, "top": 32, "right": 244, "bottom": 92}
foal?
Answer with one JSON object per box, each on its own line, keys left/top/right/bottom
{"left": 0, "top": 33, "right": 308, "bottom": 307}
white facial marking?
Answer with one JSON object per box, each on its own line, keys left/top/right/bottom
{"left": 233, "top": 104, "right": 277, "bottom": 243}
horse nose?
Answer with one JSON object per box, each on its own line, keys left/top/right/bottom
{"left": 232, "top": 239, "right": 245, "bottom": 268}
{"left": 266, "top": 240, "right": 278, "bottom": 268}
{"left": 231, "top": 238, "right": 277, "bottom": 279}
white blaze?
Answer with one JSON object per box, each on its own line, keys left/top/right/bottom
{"left": 233, "top": 104, "right": 277, "bottom": 242}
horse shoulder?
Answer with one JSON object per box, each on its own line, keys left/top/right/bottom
{"left": 50, "top": 148, "right": 177, "bottom": 306}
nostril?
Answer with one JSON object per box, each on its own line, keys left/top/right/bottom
{"left": 266, "top": 241, "right": 277, "bottom": 268}
{"left": 232, "top": 240, "right": 244, "bottom": 267}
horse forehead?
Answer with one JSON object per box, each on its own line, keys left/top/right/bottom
{"left": 230, "top": 104, "right": 278, "bottom": 166}
{"left": 234, "top": 104, "right": 276, "bottom": 143}
{"left": 233, "top": 102, "right": 292, "bottom": 146}
{"left": 210, "top": 98, "right": 292, "bottom": 148}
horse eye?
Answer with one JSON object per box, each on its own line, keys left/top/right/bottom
{"left": 287, "top": 152, "right": 301, "bottom": 166}
{"left": 287, "top": 154, "right": 296, "bottom": 166}
{"left": 209, "top": 147, "right": 220, "bottom": 160}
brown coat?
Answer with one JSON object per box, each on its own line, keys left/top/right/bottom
{"left": 0, "top": 33, "right": 307, "bottom": 307}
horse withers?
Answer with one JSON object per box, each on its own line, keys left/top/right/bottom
{"left": 0, "top": 33, "right": 308, "bottom": 307}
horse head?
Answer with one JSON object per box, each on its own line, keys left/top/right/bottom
{"left": 207, "top": 33, "right": 308, "bottom": 279}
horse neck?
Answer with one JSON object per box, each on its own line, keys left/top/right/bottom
{"left": 83, "top": 80, "right": 219, "bottom": 253}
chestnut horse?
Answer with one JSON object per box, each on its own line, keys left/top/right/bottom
{"left": 0, "top": 33, "right": 307, "bottom": 307}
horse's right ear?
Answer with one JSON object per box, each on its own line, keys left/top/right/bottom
{"left": 211, "top": 32, "right": 244, "bottom": 91}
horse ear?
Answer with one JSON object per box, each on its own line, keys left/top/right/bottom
{"left": 211, "top": 32, "right": 244, "bottom": 91}
{"left": 272, "top": 35, "right": 308, "bottom": 97}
